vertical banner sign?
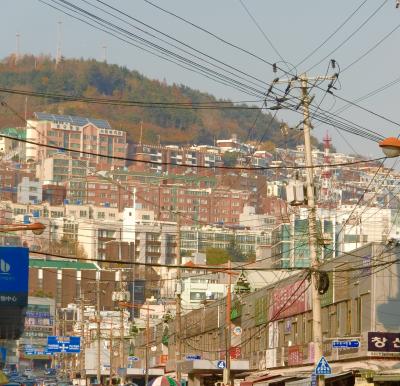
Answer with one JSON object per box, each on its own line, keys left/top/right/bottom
{"left": 0, "top": 247, "right": 29, "bottom": 306}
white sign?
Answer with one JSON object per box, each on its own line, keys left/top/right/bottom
{"left": 232, "top": 326, "right": 242, "bottom": 336}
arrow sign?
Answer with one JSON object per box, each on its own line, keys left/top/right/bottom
{"left": 332, "top": 340, "right": 360, "bottom": 349}
{"left": 186, "top": 354, "right": 201, "bottom": 360}
{"left": 315, "top": 356, "right": 331, "bottom": 375}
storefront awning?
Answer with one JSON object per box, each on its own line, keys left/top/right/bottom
{"left": 254, "top": 376, "right": 300, "bottom": 386}
{"left": 374, "top": 374, "right": 400, "bottom": 382}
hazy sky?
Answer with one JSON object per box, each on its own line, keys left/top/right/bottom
{"left": 1, "top": 0, "right": 400, "bottom": 158}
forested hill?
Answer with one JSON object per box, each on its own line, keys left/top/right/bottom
{"left": 0, "top": 55, "right": 316, "bottom": 149}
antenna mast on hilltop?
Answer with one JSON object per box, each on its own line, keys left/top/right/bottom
{"left": 15, "top": 33, "right": 20, "bottom": 64}
{"left": 56, "top": 21, "right": 63, "bottom": 66}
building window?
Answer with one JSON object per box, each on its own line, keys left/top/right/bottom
{"left": 346, "top": 300, "right": 352, "bottom": 335}
{"left": 355, "top": 297, "right": 362, "bottom": 333}
{"left": 97, "top": 212, "right": 105, "bottom": 219}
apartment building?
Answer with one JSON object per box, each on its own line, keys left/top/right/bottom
{"left": 17, "top": 176, "right": 42, "bottom": 204}
{"left": 37, "top": 153, "right": 88, "bottom": 184}
{"left": 26, "top": 112, "right": 127, "bottom": 169}
{"left": 131, "top": 143, "right": 223, "bottom": 175}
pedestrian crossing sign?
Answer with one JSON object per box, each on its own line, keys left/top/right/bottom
{"left": 315, "top": 356, "right": 331, "bottom": 375}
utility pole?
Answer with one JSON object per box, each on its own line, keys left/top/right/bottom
{"left": 175, "top": 212, "right": 182, "bottom": 384}
{"left": 275, "top": 72, "right": 336, "bottom": 386}
{"left": 223, "top": 260, "right": 232, "bottom": 386}
{"left": 80, "top": 298, "right": 85, "bottom": 380}
{"left": 109, "top": 322, "right": 113, "bottom": 386}
{"left": 96, "top": 276, "right": 101, "bottom": 385}
{"left": 301, "top": 74, "right": 325, "bottom": 386}
{"left": 145, "top": 306, "right": 150, "bottom": 386}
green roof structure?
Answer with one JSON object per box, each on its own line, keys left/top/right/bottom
{"left": 0, "top": 127, "right": 26, "bottom": 140}
{"left": 29, "top": 258, "right": 98, "bottom": 270}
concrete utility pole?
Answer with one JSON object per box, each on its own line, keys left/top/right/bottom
{"left": 145, "top": 305, "right": 150, "bottom": 386}
{"left": 109, "top": 322, "right": 113, "bottom": 386}
{"left": 175, "top": 212, "right": 182, "bottom": 384}
{"left": 277, "top": 72, "right": 336, "bottom": 386}
{"left": 96, "top": 276, "right": 101, "bottom": 385}
{"left": 80, "top": 299, "right": 85, "bottom": 378}
{"left": 223, "top": 260, "right": 232, "bottom": 386}
{"left": 300, "top": 74, "right": 323, "bottom": 385}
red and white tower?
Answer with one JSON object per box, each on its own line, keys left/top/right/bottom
{"left": 321, "top": 132, "right": 333, "bottom": 205}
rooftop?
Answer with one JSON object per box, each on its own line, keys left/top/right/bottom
{"left": 29, "top": 258, "right": 98, "bottom": 270}
{"left": 34, "top": 112, "right": 111, "bottom": 130}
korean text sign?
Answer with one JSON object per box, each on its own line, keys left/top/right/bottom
{"left": 0, "top": 246, "right": 29, "bottom": 306}
{"left": 368, "top": 332, "right": 400, "bottom": 352}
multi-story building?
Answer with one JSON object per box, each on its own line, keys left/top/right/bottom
{"left": 36, "top": 153, "right": 88, "bottom": 184}
{"left": 26, "top": 112, "right": 127, "bottom": 169}
{"left": 17, "top": 177, "right": 42, "bottom": 204}
{"left": 180, "top": 225, "right": 271, "bottom": 260}
{"left": 18, "top": 296, "right": 55, "bottom": 369}
{"left": 131, "top": 143, "right": 223, "bottom": 175}
{"left": 134, "top": 242, "right": 400, "bottom": 386}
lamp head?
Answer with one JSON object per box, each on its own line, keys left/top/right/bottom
{"left": 379, "top": 137, "right": 400, "bottom": 158}
{"left": 30, "top": 222, "right": 46, "bottom": 235}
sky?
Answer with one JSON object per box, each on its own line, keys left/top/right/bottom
{"left": 1, "top": 0, "right": 400, "bottom": 159}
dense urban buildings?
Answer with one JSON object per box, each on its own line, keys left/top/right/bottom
{"left": 0, "top": 111, "right": 400, "bottom": 386}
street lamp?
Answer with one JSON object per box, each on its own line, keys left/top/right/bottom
{"left": 0, "top": 222, "right": 46, "bottom": 235}
{"left": 379, "top": 137, "right": 400, "bottom": 158}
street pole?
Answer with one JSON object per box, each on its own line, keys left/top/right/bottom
{"left": 120, "top": 306, "right": 125, "bottom": 385}
{"left": 96, "top": 276, "right": 101, "bottom": 385}
{"left": 223, "top": 260, "right": 232, "bottom": 386}
{"left": 80, "top": 298, "right": 85, "bottom": 381}
{"left": 175, "top": 213, "right": 182, "bottom": 384}
{"left": 109, "top": 322, "right": 113, "bottom": 386}
{"left": 145, "top": 307, "right": 150, "bottom": 386}
{"left": 300, "top": 73, "right": 325, "bottom": 386}
{"left": 275, "top": 72, "right": 335, "bottom": 386}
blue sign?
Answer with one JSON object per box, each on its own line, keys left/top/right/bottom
{"left": 332, "top": 340, "right": 360, "bottom": 349}
{"left": 186, "top": 355, "right": 201, "bottom": 360}
{"left": 0, "top": 347, "right": 7, "bottom": 362}
{"left": 311, "top": 374, "right": 317, "bottom": 386}
{"left": 0, "top": 247, "right": 29, "bottom": 306}
{"left": 47, "top": 336, "right": 81, "bottom": 353}
{"left": 315, "top": 356, "right": 331, "bottom": 375}
{"left": 128, "top": 356, "right": 139, "bottom": 361}
{"left": 217, "top": 360, "right": 226, "bottom": 369}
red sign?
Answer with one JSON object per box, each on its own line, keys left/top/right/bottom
{"left": 288, "top": 346, "right": 303, "bottom": 366}
{"left": 271, "top": 280, "right": 309, "bottom": 319}
{"left": 229, "top": 346, "right": 241, "bottom": 359}
{"left": 158, "top": 354, "right": 168, "bottom": 365}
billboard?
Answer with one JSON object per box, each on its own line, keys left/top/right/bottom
{"left": 0, "top": 247, "right": 29, "bottom": 307}
{"left": 270, "top": 279, "right": 310, "bottom": 319}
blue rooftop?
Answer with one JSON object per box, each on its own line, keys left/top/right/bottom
{"left": 34, "top": 112, "right": 111, "bottom": 130}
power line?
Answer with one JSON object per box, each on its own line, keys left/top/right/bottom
{"left": 341, "top": 20, "right": 400, "bottom": 73}
{"left": 296, "top": 0, "right": 369, "bottom": 68}
{"left": 306, "top": 0, "right": 389, "bottom": 72}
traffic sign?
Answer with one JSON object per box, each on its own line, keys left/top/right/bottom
{"left": 232, "top": 326, "right": 242, "bottom": 336}
{"left": 47, "top": 336, "right": 81, "bottom": 353}
{"left": 185, "top": 354, "right": 201, "bottom": 360}
{"left": 311, "top": 374, "right": 317, "bottom": 386}
{"left": 332, "top": 340, "right": 360, "bottom": 349}
{"left": 128, "top": 356, "right": 139, "bottom": 361}
{"left": 217, "top": 360, "right": 226, "bottom": 369}
{"left": 315, "top": 356, "right": 331, "bottom": 375}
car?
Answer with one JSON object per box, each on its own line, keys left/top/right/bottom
{"left": 23, "top": 369, "right": 33, "bottom": 377}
